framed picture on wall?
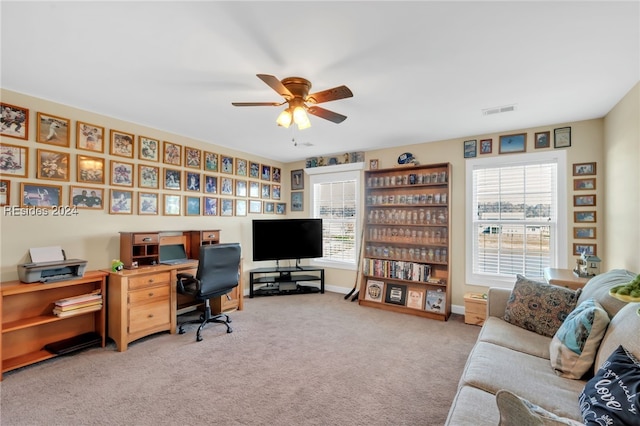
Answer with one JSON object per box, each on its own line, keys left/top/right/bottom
{"left": 573, "top": 162, "right": 596, "bottom": 176}
{"left": 77, "top": 155, "right": 105, "bottom": 184}
{"left": 291, "top": 191, "right": 303, "bottom": 211}
{"left": 463, "top": 140, "right": 477, "bottom": 158}
{"left": 21, "top": 182, "right": 62, "bottom": 207}
{"left": 163, "top": 194, "right": 181, "bottom": 216}
{"left": 204, "top": 175, "right": 218, "bottom": 194}
{"left": 220, "top": 177, "right": 234, "bottom": 195}
{"left": 37, "top": 112, "right": 70, "bottom": 147}
{"left": 291, "top": 169, "right": 304, "bottom": 190}
{"left": 221, "top": 156, "right": 234, "bottom": 174}
{"left": 77, "top": 121, "right": 105, "bottom": 153}
{"left": 163, "top": 168, "right": 181, "bottom": 190}
{"left": 249, "top": 199, "right": 262, "bottom": 214}
{"left": 220, "top": 198, "right": 234, "bottom": 216}
{"left": 163, "top": 141, "right": 182, "bottom": 165}
{"left": 70, "top": 186, "right": 103, "bottom": 209}
{"left": 249, "top": 161, "right": 260, "bottom": 178}
{"left": 185, "top": 196, "right": 201, "bottom": 216}
{"left": 534, "top": 131, "right": 550, "bottom": 149}
{"left": 235, "top": 158, "right": 248, "bottom": 176}
{"left": 0, "top": 179, "right": 10, "bottom": 206}
{"left": 235, "top": 199, "right": 247, "bottom": 216}
{"left": 573, "top": 243, "right": 596, "bottom": 256}
{"left": 249, "top": 181, "right": 260, "bottom": 198}
{"left": 480, "top": 139, "right": 492, "bottom": 154}
{"left": 276, "top": 203, "right": 286, "bottom": 215}
{"left": 109, "top": 189, "right": 133, "bottom": 214}
{"left": 573, "top": 227, "right": 596, "bottom": 239}
{"left": 0, "top": 102, "right": 29, "bottom": 140}
{"left": 204, "top": 196, "right": 218, "bottom": 216}
{"left": 573, "top": 194, "right": 596, "bottom": 207}
{"left": 184, "top": 147, "right": 201, "bottom": 169}
{"left": 204, "top": 151, "right": 218, "bottom": 172}
{"left": 236, "top": 179, "right": 247, "bottom": 197}
{"left": 272, "top": 167, "right": 281, "bottom": 182}
{"left": 554, "top": 127, "right": 571, "bottom": 148}
{"left": 185, "top": 172, "right": 201, "bottom": 192}
{"left": 138, "top": 192, "right": 158, "bottom": 215}
{"left": 110, "top": 160, "right": 134, "bottom": 186}
{"left": 573, "top": 178, "right": 596, "bottom": 191}
{"left": 261, "top": 164, "right": 271, "bottom": 181}
{"left": 37, "top": 149, "right": 69, "bottom": 181}
{"left": 138, "top": 165, "right": 159, "bottom": 189}
{"left": 499, "top": 133, "right": 526, "bottom": 154}
{"left": 574, "top": 211, "right": 596, "bottom": 223}
{"left": 138, "top": 136, "right": 159, "bottom": 162}
{"left": 0, "top": 143, "right": 29, "bottom": 177}
{"left": 264, "top": 201, "right": 275, "bottom": 214}
{"left": 109, "top": 129, "right": 135, "bottom": 158}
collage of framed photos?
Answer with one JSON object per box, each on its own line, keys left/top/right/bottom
{"left": 0, "top": 102, "right": 287, "bottom": 216}
{"left": 572, "top": 161, "right": 597, "bottom": 257}
{"left": 463, "top": 126, "right": 572, "bottom": 158}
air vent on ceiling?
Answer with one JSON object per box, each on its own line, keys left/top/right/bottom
{"left": 482, "top": 104, "right": 517, "bottom": 116}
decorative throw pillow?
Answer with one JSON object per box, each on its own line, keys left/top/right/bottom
{"left": 504, "top": 275, "right": 581, "bottom": 338}
{"left": 496, "top": 389, "right": 584, "bottom": 426}
{"left": 550, "top": 298, "right": 610, "bottom": 379}
{"left": 579, "top": 345, "right": 640, "bottom": 426}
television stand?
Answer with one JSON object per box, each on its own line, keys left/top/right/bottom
{"left": 249, "top": 267, "right": 324, "bottom": 298}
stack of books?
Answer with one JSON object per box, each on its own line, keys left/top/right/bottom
{"left": 53, "top": 290, "right": 102, "bottom": 318}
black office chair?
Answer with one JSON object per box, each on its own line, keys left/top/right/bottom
{"left": 176, "top": 243, "right": 241, "bottom": 341}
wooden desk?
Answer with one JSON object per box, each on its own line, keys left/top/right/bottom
{"left": 543, "top": 268, "right": 590, "bottom": 290}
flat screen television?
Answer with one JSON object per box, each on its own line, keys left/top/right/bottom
{"left": 252, "top": 218, "right": 323, "bottom": 263}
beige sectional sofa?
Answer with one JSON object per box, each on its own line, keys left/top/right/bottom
{"left": 446, "top": 269, "right": 640, "bottom": 425}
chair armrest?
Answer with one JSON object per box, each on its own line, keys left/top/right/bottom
{"left": 487, "top": 287, "right": 512, "bottom": 318}
{"left": 176, "top": 273, "right": 198, "bottom": 294}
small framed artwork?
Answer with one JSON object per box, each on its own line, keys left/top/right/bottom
{"left": 204, "top": 196, "right": 218, "bottom": 216}
{"left": 138, "top": 192, "right": 158, "bottom": 215}
{"left": 37, "top": 149, "right": 69, "bottom": 181}
{"left": 235, "top": 199, "right": 247, "bottom": 216}
{"left": 261, "top": 183, "right": 271, "bottom": 199}
{"left": 276, "top": 203, "right": 286, "bottom": 215}
{"left": 249, "top": 181, "right": 260, "bottom": 198}
{"left": 21, "top": 183, "right": 62, "bottom": 207}
{"left": 249, "top": 199, "right": 262, "bottom": 214}
{"left": 272, "top": 184, "right": 281, "bottom": 200}
{"left": 220, "top": 177, "right": 234, "bottom": 195}
{"left": 0, "top": 179, "right": 9, "bottom": 206}
{"left": 554, "top": 127, "right": 571, "bottom": 148}
{"left": 480, "top": 139, "right": 492, "bottom": 154}
{"left": 0, "top": 143, "right": 29, "bottom": 177}
{"left": 0, "top": 103, "right": 29, "bottom": 140}
{"left": 249, "top": 161, "right": 260, "bottom": 179}
{"left": 185, "top": 196, "right": 201, "bottom": 216}
{"left": 220, "top": 198, "right": 234, "bottom": 216}
{"left": 110, "top": 129, "right": 135, "bottom": 158}
{"left": 77, "top": 121, "right": 105, "bottom": 152}
{"left": 369, "top": 159, "right": 379, "bottom": 170}
{"left": 291, "top": 169, "right": 304, "bottom": 190}
{"left": 264, "top": 201, "right": 275, "bottom": 214}
{"left": 573, "top": 243, "right": 596, "bottom": 256}
{"left": 109, "top": 189, "right": 133, "bottom": 214}
{"left": 163, "top": 194, "right": 181, "bottom": 216}
{"left": 574, "top": 194, "right": 596, "bottom": 207}
{"left": 163, "top": 168, "right": 181, "bottom": 190}
{"left": 110, "top": 160, "right": 134, "bottom": 187}
{"left": 499, "top": 133, "right": 527, "bottom": 154}
{"left": 204, "top": 151, "right": 218, "bottom": 172}
{"left": 574, "top": 178, "right": 596, "bottom": 191}
{"left": 70, "top": 186, "right": 103, "bottom": 209}
{"left": 77, "top": 155, "right": 105, "bottom": 184}
{"left": 185, "top": 171, "right": 201, "bottom": 192}
{"left": 574, "top": 211, "right": 596, "bottom": 223}
{"left": 573, "top": 162, "right": 596, "bottom": 176}
{"left": 261, "top": 164, "right": 271, "bottom": 181}
{"left": 463, "top": 140, "right": 477, "bottom": 158}
{"left": 236, "top": 179, "right": 247, "bottom": 197}
{"left": 37, "top": 112, "right": 70, "bottom": 147}
{"left": 291, "top": 191, "right": 304, "bottom": 211}
{"left": 221, "top": 155, "right": 234, "bottom": 174}
{"left": 138, "top": 136, "right": 159, "bottom": 162}
{"left": 534, "top": 131, "right": 550, "bottom": 149}
{"left": 385, "top": 283, "right": 407, "bottom": 306}
{"left": 163, "top": 141, "right": 182, "bottom": 165}
{"left": 574, "top": 227, "right": 596, "bottom": 239}
{"left": 235, "top": 158, "right": 248, "bottom": 176}
{"left": 204, "top": 175, "right": 218, "bottom": 194}
{"left": 138, "top": 164, "right": 159, "bottom": 189}
{"left": 272, "top": 167, "right": 281, "bottom": 183}
{"left": 184, "top": 147, "right": 202, "bottom": 169}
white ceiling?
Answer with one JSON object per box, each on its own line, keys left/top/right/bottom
{"left": 2, "top": 1, "right": 638, "bottom": 163}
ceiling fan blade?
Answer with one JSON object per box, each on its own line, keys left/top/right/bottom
{"left": 306, "top": 85, "right": 353, "bottom": 104}
{"left": 232, "top": 102, "right": 283, "bottom": 107}
{"left": 307, "top": 106, "right": 348, "bottom": 123}
{"left": 256, "top": 74, "right": 294, "bottom": 100}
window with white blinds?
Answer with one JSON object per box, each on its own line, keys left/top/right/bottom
{"left": 466, "top": 150, "right": 567, "bottom": 287}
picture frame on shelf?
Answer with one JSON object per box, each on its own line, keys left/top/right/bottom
{"left": 110, "top": 160, "right": 134, "bottom": 187}
{"left": 0, "top": 143, "right": 29, "bottom": 177}
{"left": 70, "top": 186, "right": 103, "bottom": 210}
{"left": 364, "top": 279, "right": 385, "bottom": 302}
{"left": 138, "top": 192, "right": 158, "bottom": 215}
{"left": 573, "top": 162, "right": 596, "bottom": 176}
{"left": 221, "top": 155, "right": 234, "bottom": 174}
{"left": 185, "top": 196, "right": 201, "bottom": 216}
{"left": 235, "top": 158, "right": 248, "bottom": 176}
{"left": 573, "top": 194, "right": 596, "bottom": 207}
{"left": 21, "top": 182, "right": 62, "bottom": 207}
{"left": 291, "top": 191, "right": 303, "bottom": 211}
{"left": 220, "top": 177, "right": 234, "bottom": 195}
{"left": 77, "top": 155, "right": 105, "bottom": 184}
{"left": 369, "top": 159, "right": 379, "bottom": 170}
{"left": 0, "top": 179, "right": 9, "bottom": 206}
{"left": 554, "top": 127, "right": 571, "bottom": 148}
{"left": 163, "top": 194, "right": 181, "bottom": 216}
{"left": 249, "top": 199, "right": 262, "bottom": 214}
{"left": 36, "top": 112, "right": 70, "bottom": 147}
{"left": 235, "top": 199, "right": 247, "bottom": 216}
{"left": 249, "top": 161, "right": 260, "bottom": 179}
{"left": 37, "top": 149, "right": 69, "bottom": 181}
{"left": 535, "top": 131, "right": 550, "bottom": 149}
{"left": 275, "top": 202, "right": 286, "bottom": 215}
{"left": 163, "top": 168, "right": 181, "bottom": 190}
{"left": 109, "top": 129, "right": 135, "bottom": 158}
{"left": 573, "top": 177, "right": 596, "bottom": 191}
{"left": 109, "top": 189, "right": 133, "bottom": 214}
{"left": 0, "top": 102, "right": 29, "bottom": 140}
{"left": 574, "top": 211, "right": 596, "bottom": 223}
{"left": 499, "top": 133, "right": 527, "bottom": 154}
{"left": 138, "top": 136, "right": 159, "bottom": 162}
{"left": 384, "top": 283, "right": 407, "bottom": 305}
{"left": 406, "top": 288, "right": 426, "bottom": 310}
{"left": 138, "top": 164, "right": 159, "bottom": 189}
{"left": 480, "top": 139, "right": 492, "bottom": 154}
{"left": 77, "top": 121, "right": 105, "bottom": 153}
{"left": 203, "top": 175, "right": 218, "bottom": 194}
{"left": 204, "top": 196, "right": 218, "bottom": 216}
{"left": 573, "top": 243, "right": 596, "bottom": 256}
{"left": 220, "top": 198, "right": 234, "bottom": 216}
{"left": 249, "top": 181, "right": 260, "bottom": 198}
{"left": 426, "top": 289, "right": 445, "bottom": 313}
{"left": 574, "top": 227, "right": 596, "bottom": 239}
{"left": 463, "top": 139, "right": 477, "bottom": 158}
{"left": 291, "top": 169, "right": 304, "bottom": 190}
{"left": 264, "top": 201, "right": 275, "bottom": 214}
{"left": 185, "top": 171, "right": 201, "bottom": 192}
{"left": 272, "top": 166, "right": 281, "bottom": 183}
{"left": 163, "top": 141, "right": 182, "bottom": 165}
{"left": 204, "top": 151, "right": 218, "bottom": 172}
{"left": 184, "top": 146, "right": 201, "bottom": 169}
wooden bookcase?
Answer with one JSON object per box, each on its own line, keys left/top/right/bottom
{"left": 358, "top": 163, "right": 451, "bottom": 320}
{"left": 0, "top": 271, "right": 108, "bottom": 380}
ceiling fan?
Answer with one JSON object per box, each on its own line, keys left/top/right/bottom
{"left": 232, "top": 74, "right": 353, "bottom": 130}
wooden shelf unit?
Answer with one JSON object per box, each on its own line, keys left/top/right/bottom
{"left": 1, "top": 271, "right": 108, "bottom": 380}
{"left": 358, "top": 163, "right": 452, "bottom": 320}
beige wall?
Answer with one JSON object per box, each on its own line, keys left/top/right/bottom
{"left": 603, "top": 82, "right": 640, "bottom": 272}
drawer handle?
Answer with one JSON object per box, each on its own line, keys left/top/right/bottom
{"left": 148, "top": 314, "right": 154, "bottom": 318}
{"left": 148, "top": 292, "right": 154, "bottom": 297}
{"left": 147, "top": 278, "right": 155, "bottom": 283}
{"left": 142, "top": 237, "right": 152, "bottom": 242}
{"left": 207, "top": 234, "right": 215, "bottom": 238}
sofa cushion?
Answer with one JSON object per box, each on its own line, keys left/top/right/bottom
{"left": 549, "top": 298, "right": 610, "bottom": 379}
{"left": 478, "top": 316, "right": 552, "bottom": 359}
{"left": 445, "top": 384, "right": 499, "bottom": 426}
{"left": 579, "top": 345, "right": 640, "bottom": 426}
{"left": 504, "top": 275, "right": 580, "bottom": 338}
{"left": 577, "top": 269, "right": 637, "bottom": 317}
{"left": 496, "top": 389, "right": 584, "bottom": 426}
{"left": 595, "top": 301, "right": 640, "bottom": 376}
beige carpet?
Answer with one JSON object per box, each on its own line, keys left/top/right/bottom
{"left": 0, "top": 292, "right": 480, "bottom": 425}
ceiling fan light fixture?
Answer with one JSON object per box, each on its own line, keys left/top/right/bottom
{"left": 276, "top": 109, "right": 292, "bottom": 128}
{"left": 293, "top": 106, "right": 311, "bottom": 130}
